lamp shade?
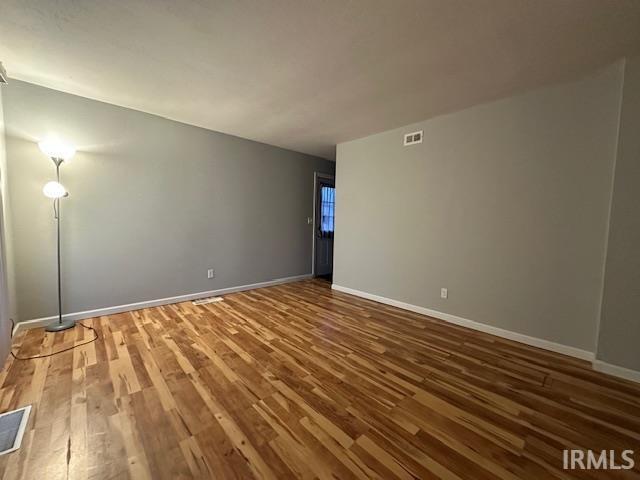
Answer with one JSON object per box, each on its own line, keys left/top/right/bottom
{"left": 43, "top": 181, "right": 67, "bottom": 199}
{"left": 38, "top": 137, "right": 76, "bottom": 160}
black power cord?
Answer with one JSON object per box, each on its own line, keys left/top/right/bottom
{"left": 9, "top": 321, "right": 99, "bottom": 361}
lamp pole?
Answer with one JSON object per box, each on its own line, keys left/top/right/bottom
{"left": 55, "top": 159, "right": 63, "bottom": 326}
{"left": 45, "top": 157, "right": 75, "bottom": 332}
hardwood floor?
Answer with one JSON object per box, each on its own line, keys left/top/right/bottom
{"left": 0, "top": 279, "right": 638, "bottom": 479}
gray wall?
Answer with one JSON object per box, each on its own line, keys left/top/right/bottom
{"left": 334, "top": 63, "right": 623, "bottom": 352}
{"left": 597, "top": 56, "right": 640, "bottom": 371}
{"left": 0, "top": 86, "right": 15, "bottom": 362}
{"left": 4, "top": 80, "right": 333, "bottom": 321}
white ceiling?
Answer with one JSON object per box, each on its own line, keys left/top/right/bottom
{"left": 2, "top": 1, "right": 640, "bottom": 159}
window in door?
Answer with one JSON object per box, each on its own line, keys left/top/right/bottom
{"left": 319, "top": 185, "right": 335, "bottom": 237}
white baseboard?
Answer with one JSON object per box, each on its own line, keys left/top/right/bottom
{"left": 14, "top": 274, "right": 312, "bottom": 335}
{"left": 592, "top": 360, "right": 640, "bottom": 383}
{"left": 331, "top": 284, "right": 595, "bottom": 361}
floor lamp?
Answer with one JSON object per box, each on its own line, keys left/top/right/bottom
{"left": 39, "top": 137, "right": 76, "bottom": 332}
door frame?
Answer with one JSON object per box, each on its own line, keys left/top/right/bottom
{"left": 312, "top": 172, "right": 335, "bottom": 276}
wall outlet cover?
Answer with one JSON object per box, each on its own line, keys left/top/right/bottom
{"left": 403, "top": 130, "right": 423, "bottom": 146}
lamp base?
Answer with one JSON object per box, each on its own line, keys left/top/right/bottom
{"left": 45, "top": 319, "right": 76, "bottom": 332}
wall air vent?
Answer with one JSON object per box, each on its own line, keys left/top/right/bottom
{"left": 192, "top": 296, "right": 224, "bottom": 306}
{"left": 0, "top": 405, "right": 31, "bottom": 456}
{"left": 403, "top": 130, "right": 423, "bottom": 146}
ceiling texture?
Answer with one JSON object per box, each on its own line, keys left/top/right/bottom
{"left": 1, "top": 0, "right": 640, "bottom": 159}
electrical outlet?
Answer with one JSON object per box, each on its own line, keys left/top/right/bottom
{"left": 404, "top": 130, "right": 423, "bottom": 146}
{"left": 207, "top": 269, "right": 215, "bottom": 279}
{"left": 440, "top": 288, "right": 448, "bottom": 299}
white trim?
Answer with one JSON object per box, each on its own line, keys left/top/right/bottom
{"left": 592, "top": 360, "right": 640, "bottom": 383}
{"left": 0, "top": 405, "right": 31, "bottom": 456}
{"left": 14, "top": 274, "right": 312, "bottom": 334}
{"left": 331, "top": 284, "right": 595, "bottom": 361}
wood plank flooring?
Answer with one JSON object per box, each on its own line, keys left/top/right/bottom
{"left": 0, "top": 279, "right": 638, "bottom": 479}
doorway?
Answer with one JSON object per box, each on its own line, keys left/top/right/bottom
{"left": 313, "top": 173, "right": 335, "bottom": 282}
